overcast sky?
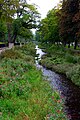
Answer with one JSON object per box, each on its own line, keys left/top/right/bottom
{"left": 28, "top": 0, "right": 60, "bottom": 19}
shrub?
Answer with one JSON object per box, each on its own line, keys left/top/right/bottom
{"left": 65, "top": 53, "right": 78, "bottom": 63}
{"left": 24, "top": 55, "right": 34, "bottom": 63}
{"left": 15, "top": 42, "right": 36, "bottom": 57}
{"left": 0, "top": 43, "right": 67, "bottom": 120}
{"left": 0, "top": 49, "right": 22, "bottom": 59}
{"left": 66, "top": 65, "right": 80, "bottom": 86}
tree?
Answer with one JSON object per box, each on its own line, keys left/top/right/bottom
{"left": 0, "top": 19, "right": 7, "bottom": 42}
{"left": 59, "top": 0, "right": 80, "bottom": 49}
{"left": 0, "top": 0, "right": 40, "bottom": 43}
{"left": 47, "top": 9, "right": 60, "bottom": 43}
{"left": 0, "top": 0, "right": 19, "bottom": 19}
{"left": 12, "top": 3, "right": 40, "bottom": 43}
{"left": 0, "top": 0, "right": 20, "bottom": 43}
{"left": 36, "top": 8, "right": 60, "bottom": 44}
{"left": 39, "top": 18, "right": 49, "bottom": 43}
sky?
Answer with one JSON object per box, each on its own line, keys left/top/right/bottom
{"left": 28, "top": 0, "right": 60, "bottom": 19}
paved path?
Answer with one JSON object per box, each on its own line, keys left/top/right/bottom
{"left": 0, "top": 48, "right": 6, "bottom": 54}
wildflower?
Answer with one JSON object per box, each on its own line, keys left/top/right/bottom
{"left": 57, "top": 110, "right": 61, "bottom": 114}
{"left": 60, "top": 95, "right": 64, "bottom": 99}
{"left": 57, "top": 99, "right": 61, "bottom": 103}
{"left": 52, "top": 96, "right": 54, "bottom": 99}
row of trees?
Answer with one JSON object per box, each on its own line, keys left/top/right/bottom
{"left": 0, "top": 0, "right": 40, "bottom": 44}
{"left": 35, "top": 8, "right": 60, "bottom": 44}
{"left": 60, "top": 0, "right": 80, "bottom": 49}
{"left": 35, "top": 0, "right": 80, "bottom": 49}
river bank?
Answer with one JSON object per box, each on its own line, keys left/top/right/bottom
{"left": 0, "top": 43, "right": 67, "bottom": 120}
{"left": 39, "top": 44, "right": 80, "bottom": 87}
{"left": 36, "top": 45, "right": 80, "bottom": 120}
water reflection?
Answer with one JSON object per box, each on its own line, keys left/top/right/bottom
{"left": 35, "top": 45, "right": 45, "bottom": 61}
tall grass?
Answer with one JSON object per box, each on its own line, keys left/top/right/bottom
{"left": 0, "top": 43, "right": 67, "bottom": 120}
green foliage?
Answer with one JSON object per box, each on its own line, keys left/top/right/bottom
{"left": 48, "top": 44, "right": 65, "bottom": 56}
{"left": 45, "top": 91, "right": 66, "bottom": 120}
{"left": 0, "top": 43, "right": 67, "bottom": 119}
{"left": 0, "top": 49, "right": 22, "bottom": 59}
{"left": 15, "top": 42, "right": 36, "bottom": 57}
{"left": 12, "top": 4, "right": 40, "bottom": 42}
{"left": 19, "top": 27, "right": 33, "bottom": 40}
{"left": 66, "top": 65, "right": 80, "bottom": 86}
{"left": 0, "top": 20, "right": 7, "bottom": 41}
{"left": 0, "top": 0, "right": 40, "bottom": 43}
{"left": 36, "top": 8, "right": 60, "bottom": 43}
{"left": 0, "top": 0, "right": 19, "bottom": 20}
{"left": 40, "top": 44, "right": 80, "bottom": 86}
{"left": 65, "top": 53, "right": 78, "bottom": 63}
{"left": 59, "top": 0, "right": 80, "bottom": 49}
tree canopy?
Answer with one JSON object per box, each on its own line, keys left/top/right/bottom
{"left": 35, "top": 0, "right": 80, "bottom": 49}
{"left": 59, "top": 0, "right": 80, "bottom": 48}
{"left": 0, "top": 0, "right": 40, "bottom": 43}
{"left": 35, "top": 8, "right": 60, "bottom": 44}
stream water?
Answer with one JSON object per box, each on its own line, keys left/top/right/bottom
{"left": 35, "top": 45, "right": 80, "bottom": 120}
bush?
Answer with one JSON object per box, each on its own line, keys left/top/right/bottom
{"left": 0, "top": 58, "right": 67, "bottom": 120}
{"left": 0, "top": 43, "right": 67, "bottom": 120}
{"left": 40, "top": 44, "right": 80, "bottom": 87}
{"left": 24, "top": 55, "right": 34, "bottom": 63}
{"left": 15, "top": 42, "right": 36, "bottom": 57}
{"left": 0, "top": 49, "right": 23, "bottom": 59}
{"left": 65, "top": 53, "right": 78, "bottom": 63}
{"left": 66, "top": 65, "right": 80, "bottom": 86}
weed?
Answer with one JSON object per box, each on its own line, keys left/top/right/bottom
{"left": 40, "top": 44, "right": 80, "bottom": 87}
{"left": 0, "top": 43, "right": 67, "bottom": 119}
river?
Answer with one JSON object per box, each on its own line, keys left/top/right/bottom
{"left": 35, "top": 45, "right": 80, "bottom": 120}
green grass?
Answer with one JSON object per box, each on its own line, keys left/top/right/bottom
{"left": 0, "top": 43, "right": 67, "bottom": 120}
{"left": 0, "top": 42, "right": 6, "bottom": 44}
{"left": 66, "top": 44, "right": 80, "bottom": 50}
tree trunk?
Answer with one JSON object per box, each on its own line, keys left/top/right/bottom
{"left": 63, "top": 41, "right": 66, "bottom": 47}
{"left": 8, "top": 43, "right": 14, "bottom": 48}
{"left": 74, "top": 39, "right": 77, "bottom": 49}
{"left": 12, "top": 34, "right": 17, "bottom": 43}
{"left": 7, "top": 23, "right": 12, "bottom": 43}
{"left": 7, "top": 23, "right": 17, "bottom": 44}
{"left": 68, "top": 41, "right": 70, "bottom": 48}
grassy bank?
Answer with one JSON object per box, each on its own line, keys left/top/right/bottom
{"left": 40, "top": 44, "right": 80, "bottom": 87}
{"left": 0, "top": 43, "right": 67, "bottom": 120}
